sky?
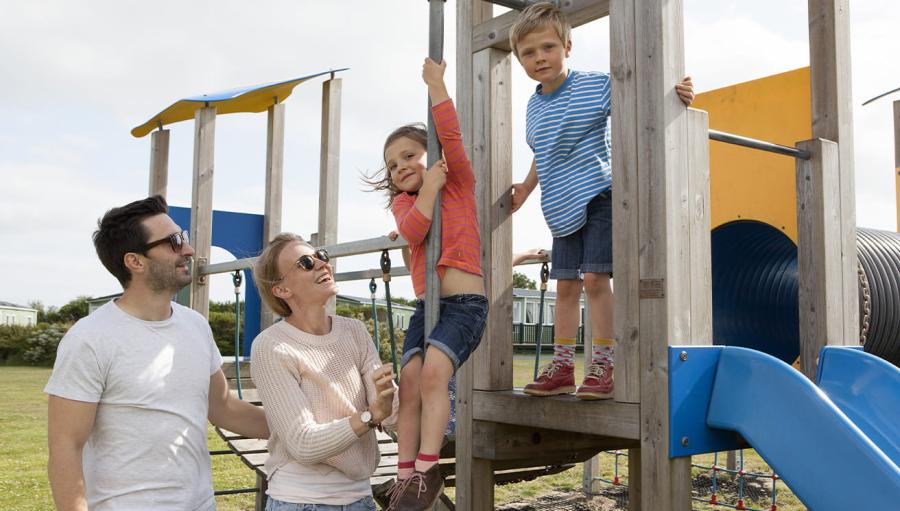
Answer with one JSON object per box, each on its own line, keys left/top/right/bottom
{"left": 2, "top": 0, "right": 898, "bottom": 309}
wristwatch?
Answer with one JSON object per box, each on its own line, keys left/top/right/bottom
{"left": 360, "top": 410, "right": 381, "bottom": 430}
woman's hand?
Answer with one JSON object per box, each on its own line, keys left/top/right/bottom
{"left": 370, "top": 363, "right": 396, "bottom": 423}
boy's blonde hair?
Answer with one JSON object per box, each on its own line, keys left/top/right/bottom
{"left": 509, "top": 2, "right": 572, "bottom": 58}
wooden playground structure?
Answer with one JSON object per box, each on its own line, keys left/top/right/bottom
{"left": 133, "top": 1, "right": 861, "bottom": 509}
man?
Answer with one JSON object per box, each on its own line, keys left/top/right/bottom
{"left": 46, "top": 195, "right": 269, "bottom": 511}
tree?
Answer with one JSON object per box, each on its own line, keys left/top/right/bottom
{"left": 56, "top": 296, "right": 90, "bottom": 323}
{"left": 513, "top": 271, "right": 537, "bottom": 290}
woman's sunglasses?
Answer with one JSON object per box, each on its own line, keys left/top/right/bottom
{"left": 278, "top": 248, "right": 330, "bottom": 280}
{"left": 141, "top": 230, "right": 190, "bottom": 253}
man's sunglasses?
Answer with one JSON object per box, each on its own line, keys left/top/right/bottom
{"left": 279, "top": 249, "right": 330, "bottom": 280}
{"left": 142, "top": 230, "right": 190, "bottom": 253}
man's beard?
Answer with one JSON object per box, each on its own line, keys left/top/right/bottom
{"left": 147, "top": 257, "right": 192, "bottom": 294}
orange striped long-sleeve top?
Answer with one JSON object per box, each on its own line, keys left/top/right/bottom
{"left": 391, "top": 99, "right": 483, "bottom": 298}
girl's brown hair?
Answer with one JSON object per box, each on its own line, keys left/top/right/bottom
{"left": 362, "top": 123, "right": 428, "bottom": 208}
{"left": 254, "top": 232, "right": 309, "bottom": 317}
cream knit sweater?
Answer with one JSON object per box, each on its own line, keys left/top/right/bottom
{"left": 250, "top": 315, "right": 398, "bottom": 482}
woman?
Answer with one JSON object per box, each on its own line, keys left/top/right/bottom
{"left": 251, "top": 233, "right": 399, "bottom": 511}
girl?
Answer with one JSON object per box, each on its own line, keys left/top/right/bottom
{"left": 372, "top": 58, "right": 488, "bottom": 510}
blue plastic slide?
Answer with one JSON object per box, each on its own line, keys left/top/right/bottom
{"left": 817, "top": 346, "right": 900, "bottom": 467}
{"left": 707, "top": 347, "right": 900, "bottom": 510}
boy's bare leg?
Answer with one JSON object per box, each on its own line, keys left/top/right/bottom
{"left": 554, "top": 278, "right": 584, "bottom": 338}
{"left": 397, "top": 356, "right": 423, "bottom": 479}
{"left": 582, "top": 272, "right": 613, "bottom": 338}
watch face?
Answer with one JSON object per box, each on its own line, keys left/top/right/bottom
{"left": 361, "top": 410, "right": 372, "bottom": 423}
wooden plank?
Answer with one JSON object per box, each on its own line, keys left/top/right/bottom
{"left": 222, "top": 360, "right": 251, "bottom": 379}
{"left": 808, "top": 0, "right": 858, "bottom": 348}
{"left": 473, "top": 390, "right": 639, "bottom": 439}
{"left": 796, "top": 138, "right": 843, "bottom": 379}
{"left": 896, "top": 101, "right": 900, "bottom": 232}
{"left": 472, "top": 0, "right": 610, "bottom": 53}
{"left": 472, "top": 421, "right": 635, "bottom": 460}
{"left": 149, "top": 128, "right": 169, "bottom": 197}
{"left": 456, "top": 3, "right": 496, "bottom": 509}
{"left": 632, "top": 0, "right": 693, "bottom": 508}
{"left": 473, "top": 47, "right": 514, "bottom": 392}
{"left": 610, "top": 0, "right": 640, "bottom": 405}
{"left": 319, "top": 77, "right": 342, "bottom": 315}
{"left": 687, "top": 108, "right": 712, "bottom": 345}
{"left": 190, "top": 106, "right": 215, "bottom": 318}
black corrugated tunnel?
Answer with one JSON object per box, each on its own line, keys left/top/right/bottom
{"left": 711, "top": 221, "right": 900, "bottom": 367}
{"left": 712, "top": 220, "right": 800, "bottom": 364}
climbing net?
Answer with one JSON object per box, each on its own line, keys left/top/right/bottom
{"left": 589, "top": 450, "right": 799, "bottom": 511}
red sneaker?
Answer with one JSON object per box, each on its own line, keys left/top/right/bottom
{"left": 523, "top": 360, "right": 575, "bottom": 396}
{"left": 576, "top": 361, "right": 614, "bottom": 400}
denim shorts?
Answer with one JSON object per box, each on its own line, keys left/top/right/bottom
{"left": 550, "top": 191, "right": 613, "bottom": 280}
{"left": 401, "top": 294, "right": 488, "bottom": 371}
{"left": 265, "top": 496, "right": 376, "bottom": 511}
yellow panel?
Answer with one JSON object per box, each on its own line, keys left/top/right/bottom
{"left": 693, "top": 68, "right": 812, "bottom": 243}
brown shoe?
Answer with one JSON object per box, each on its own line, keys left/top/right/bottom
{"left": 523, "top": 360, "right": 576, "bottom": 396}
{"left": 575, "top": 361, "right": 614, "bottom": 400}
{"left": 389, "top": 464, "right": 444, "bottom": 510}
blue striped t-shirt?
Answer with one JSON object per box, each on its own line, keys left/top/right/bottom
{"left": 526, "top": 69, "right": 612, "bottom": 238}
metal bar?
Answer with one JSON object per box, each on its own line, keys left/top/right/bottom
{"left": 708, "top": 129, "right": 811, "bottom": 160}
{"left": 198, "top": 235, "right": 408, "bottom": 276}
{"left": 425, "top": 0, "right": 445, "bottom": 337}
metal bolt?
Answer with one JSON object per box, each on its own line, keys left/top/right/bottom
{"left": 681, "top": 436, "right": 689, "bottom": 446}
{"left": 679, "top": 351, "right": 688, "bottom": 361}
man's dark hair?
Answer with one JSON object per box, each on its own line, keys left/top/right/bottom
{"left": 93, "top": 195, "right": 169, "bottom": 287}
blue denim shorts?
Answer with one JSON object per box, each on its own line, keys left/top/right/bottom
{"left": 550, "top": 191, "right": 613, "bottom": 280}
{"left": 401, "top": 294, "right": 488, "bottom": 371}
{"left": 265, "top": 496, "right": 375, "bottom": 511}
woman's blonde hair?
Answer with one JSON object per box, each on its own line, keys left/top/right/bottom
{"left": 254, "top": 232, "right": 309, "bottom": 317}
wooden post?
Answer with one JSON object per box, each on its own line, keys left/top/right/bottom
{"left": 456, "top": 2, "right": 496, "bottom": 509}
{"left": 610, "top": 0, "right": 640, "bottom": 405}
{"left": 631, "top": 0, "right": 697, "bottom": 507}
{"left": 687, "top": 109, "right": 712, "bottom": 345}
{"left": 191, "top": 106, "right": 216, "bottom": 318}
{"left": 319, "top": 77, "right": 342, "bottom": 315}
{"left": 894, "top": 101, "right": 899, "bottom": 232}
{"left": 808, "top": 0, "right": 858, "bottom": 349}
{"left": 149, "top": 128, "right": 170, "bottom": 197}
{"left": 796, "top": 138, "right": 846, "bottom": 378}
{"left": 260, "top": 102, "right": 285, "bottom": 330}
{"left": 472, "top": 47, "right": 514, "bottom": 392}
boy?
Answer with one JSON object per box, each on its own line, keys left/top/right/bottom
{"left": 509, "top": 3, "right": 694, "bottom": 399}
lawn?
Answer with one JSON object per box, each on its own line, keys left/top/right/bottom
{"left": 1, "top": 362, "right": 804, "bottom": 510}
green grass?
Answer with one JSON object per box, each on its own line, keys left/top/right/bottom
{"left": 1, "top": 364, "right": 804, "bottom": 511}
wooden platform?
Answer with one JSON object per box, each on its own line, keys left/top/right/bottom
{"left": 473, "top": 390, "right": 641, "bottom": 440}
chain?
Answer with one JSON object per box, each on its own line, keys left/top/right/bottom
{"left": 858, "top": 260, "right": 871, "bottom": 346}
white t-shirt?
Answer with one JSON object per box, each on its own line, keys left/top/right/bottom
{"left": 45, "top": 300, "right": 223, "bottom": 511}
